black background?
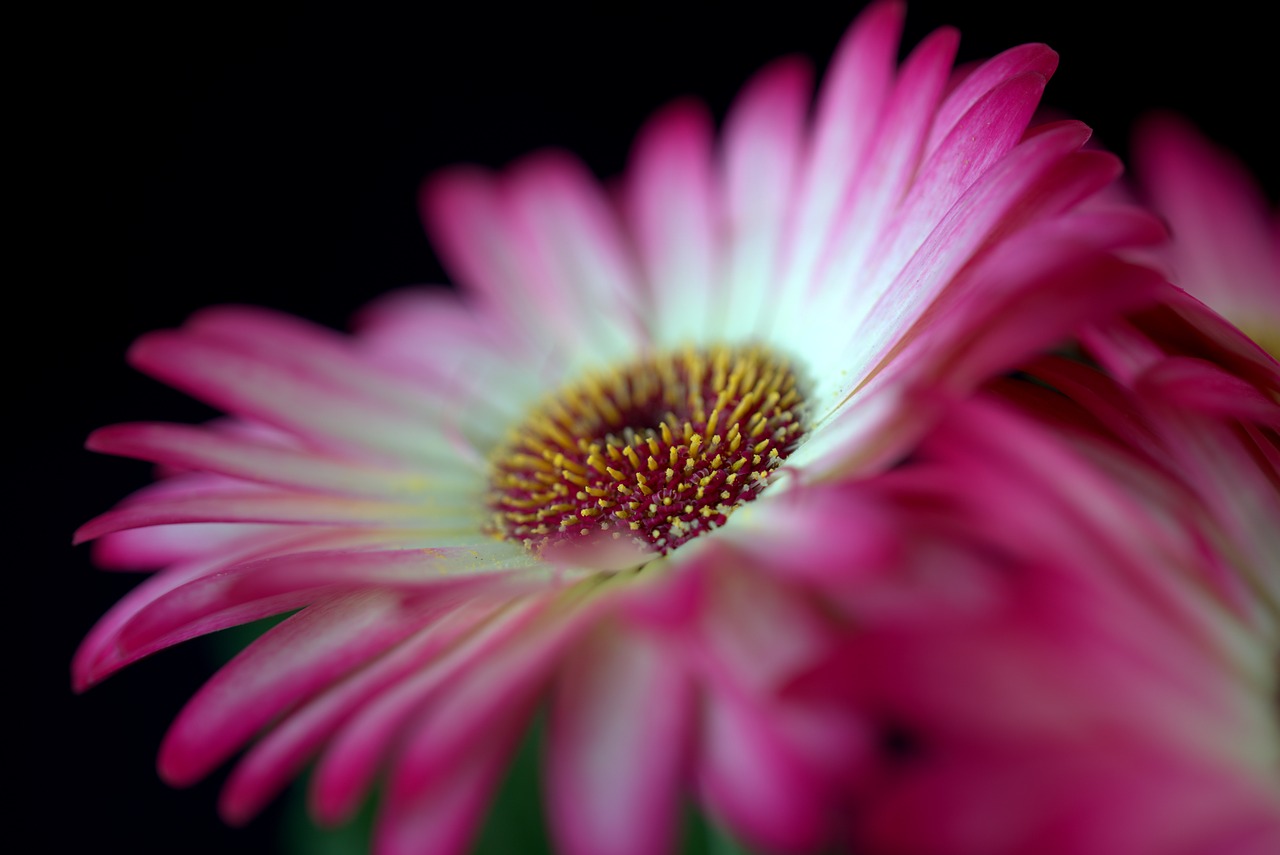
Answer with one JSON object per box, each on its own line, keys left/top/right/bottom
{"left": 27, "top": 3, "right": 1275, "bottom": 853}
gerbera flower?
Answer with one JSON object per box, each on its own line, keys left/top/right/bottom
{"left": 795, "top": 368, "right": 1280, "bottom": 855}
{"left": 73, "top": 3, "right": 1164, "bottom": 853}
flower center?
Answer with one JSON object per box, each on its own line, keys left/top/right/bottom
{"left": 487, "top": 344, "right": 807, "bottom": 562}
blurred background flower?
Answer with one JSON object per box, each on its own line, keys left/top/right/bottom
{"left": 33, "top": 2, "right": 1276, "bottom": 854}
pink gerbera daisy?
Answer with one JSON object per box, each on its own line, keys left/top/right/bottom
{"left": 787, "top": 209, "right": 1280, "bottom": 850}
{"left": 73, "top": 3, "right": 1164, "bottom": 853}
{"left": 818, "top": 349, "right": 1280, "bottom": 855}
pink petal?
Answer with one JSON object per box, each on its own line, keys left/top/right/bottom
{"left": 1133, "top": 112, "right": 1280, "bottom": 320}
{"left": 419, "top": 166, "right": 556, "bottom": 353}
{"left": 221, "top": 540, "right": 538, "bottom": 602}
{"left": 309, "top": 595, "right": 550, "bottom": 823}
{"left": 87, "top": 422, "right": 433, "bottom": 499}
{"left": 697, "top": 688, "right": 841, "bottom": 855}
{"left": 926, "top": 42, "right": 1058, "bottom": 157}
{"left": 809, "top": 25, "right": 959, "bottom": 295}
{"left": 158, "top": 592, "right": 431, "bottom": 786}
{"left": 624, "top": 98, "right": 719, "bottom": 346}
{"left": 371, "top": 713, "right": 526, "bottom": 855}
{"left": 1138, "top": 356, "right": 1280, "bottom": 427}
{"left": 352, "top": 285, "right": 532, "bottom": 391}
{"left": 421, "top": 152, "right": 648, "bottom": 368}
{"left": 91, "top": 520, "right": 263, "bottom": 570}
{"left": 185, "top": 305, "right": 484, "bottom": 430}
{"left": 387, "top": 590, "right": 611, "bottom": 807}
{"left": 218, "top": 607, "right": 484, "bottom": 825}
{"left": 93, "top": 536, "right": 523, "bottom": 689}
{"left": 128, "top": 329, "right": 470, "bottom": 467}
{"left": 500, "top": 151, "right": 647, "bottom": 362}
{"left": 545, "top": 624, "right": 693, "bottom": 855}
{"left": 74, "top": 488, "right": 466, "bottom": 544}
{"left": 849, "top": 125, "right": 1114, "bottom": 367}
{"left": 696, "top": 564, "right": 839, "bottom": 696}
{"left": 717, "top": 54, "right": 812, "bottom": 338}
{"left": 72, "top": 529, "right": 308, "bottom": 690}
{"left": 781, "top": 0, "right": 903, "bottom": 294}
{"left": 867, "top": 69, "right": 1050, "bottom": 281}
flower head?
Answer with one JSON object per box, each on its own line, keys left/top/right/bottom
{"left": 74, "top": 3, "right": 1164, "bottom": 853}
{"left": 790, "top": 307, "right": 1280, "bottom": 854}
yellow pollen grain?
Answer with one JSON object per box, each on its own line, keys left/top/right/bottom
{"left": 704, "top": 408, "right": 721, "bottom": 442}
{"left": 727, "top": 394, "right": 755, "bottom": 426}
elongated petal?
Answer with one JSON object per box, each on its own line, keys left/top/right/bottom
{"left": 546, "top": 624, "right": 692, "bottom": 855}
{"left": 219, "top": 609, "right": 484, "bottom": 824}
{"left": 926, "top": 42, "right": 1057, "bottom": 157}
{"left": 129, "top": 329, "right": 477, "bottom": 467}
{"left": 73, "top": 530, "right": 313, "bottom": 690}
{"left": 159, "top": 592, "right": 431, "bottom": 786}
{"left": 1132, "top": 112, "right": 1280, "bottom": 321}
{"left": 501, "top": 151, "right": 648, "bottom": 366}
{"left": 310, "top": 596, "right": 550, "bottom": 823}
{"left": 372, "top": 715, "right": 525, "bottom": 855}
{"left": 625, "top": 99, "right": 719, "bottom": 346}
{"left": 698, "top": 689, "right": 842, "bottom": 854}
{"left": 717, "top": 55, "right": 811, "bottom": 341}
{"left": 780, "top": 0, "right": 903, "bottom": 300}
{"left": 87, "top": 422, "right": 446, "bottom": 499}
{"left": 387, "top": 589, "right": 611, "bottom": 806}
{"left": 74, "top": 489, "right": 478, "bottom": 544}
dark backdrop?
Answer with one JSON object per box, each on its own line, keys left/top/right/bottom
{"left": 29, "top": 3, "right": 1274, "bottom": 853}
